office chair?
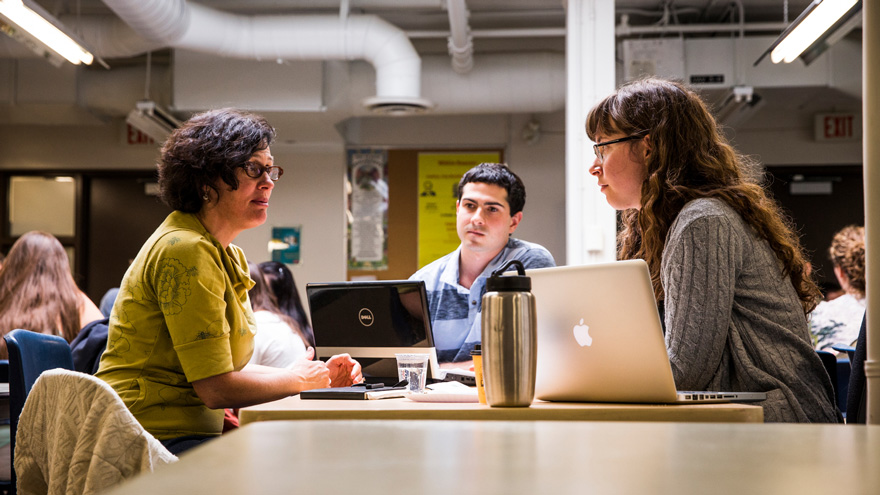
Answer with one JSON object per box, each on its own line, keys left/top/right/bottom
{"left": 4, "top": 330, "right": 76, "bottom": 495}
{"left": 816, "top": 349, "right": 852, "bottom": 416}
{"left": 845, "top": 313, "right": 868, "bottom": 424}
{"left": 0, "top": 360, "right": 9, "bottom": 495}
{"left": 816, "top": 349, "right": 838, "bottom": 398}
{"left": 14, "top": 369, "right": 176, "bottom": 494}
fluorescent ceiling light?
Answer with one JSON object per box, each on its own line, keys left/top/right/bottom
{"left": 771, "top": 0, "right": 858, "bottom": 63}
{"left": 0, "top": 0, "right": 94, "bottom": 65}
{"left": 754, "top": 0, "right": 862, "bottom": 66}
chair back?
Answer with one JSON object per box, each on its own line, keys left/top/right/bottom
{"left": 816, "top": 350, "right": 838, "bottom": 396}
{"left": 0, "top": 360, "right": 8, "bottom": 493}
{"left": 4, "top": 329, "right": 75, "bottom": 495}
{"left": 846, "top": 313, "right": 868, "bottom": 423}
{"left": 816, "top": 349, "right": 850, "bottom": 414}
{"left": 14, "top": 369, "right": 176, "bottom": 494}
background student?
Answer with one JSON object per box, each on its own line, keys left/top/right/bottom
{"left": 810, "top": 225, "right": 866, "bottom": 351}
{"left": 247, "top": 261, "right": 310, "bottom": 368}
{"left": 259, "top": 260, "right": 315, "bottom": 348}
{"left": 0, "top": 231, "right": 103, "bottom": 358}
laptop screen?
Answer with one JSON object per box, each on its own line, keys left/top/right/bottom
{"left": 306, "top": 280, "right": 435, "bottom": 380}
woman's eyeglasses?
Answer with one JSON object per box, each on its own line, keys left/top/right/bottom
{"left": 593, "top": 134, "right": 646, "bottom": 164}
{"left": 241, "top": 162, "right": 284, "bottom": 181}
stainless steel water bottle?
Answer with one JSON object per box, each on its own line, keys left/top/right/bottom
{"left": 481, "top": 259, "right": 537, "bottom": 407}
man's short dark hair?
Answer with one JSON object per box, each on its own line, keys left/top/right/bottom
{"left": 158, "top": 108, "right": 275, "bottom": 213}
{"left": 457, "top": 163, "right": 526, "bottom": 215}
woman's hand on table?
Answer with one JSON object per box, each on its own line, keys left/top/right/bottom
{"left": 288, "top": 351, "right": 331, "bottom": 392}
{"left": 326, "top": 353, "right": 363, "bottom": 387}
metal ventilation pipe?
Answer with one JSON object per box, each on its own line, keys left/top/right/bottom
{"left": 100, "top": 0, "right": 432, "bottom": 113}
{"left": 446, "top": 0, "right": 474, "bottom": 74}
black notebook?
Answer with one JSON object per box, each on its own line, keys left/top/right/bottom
{"left": 300, "top": 382, "right": 407, "bottom": 400}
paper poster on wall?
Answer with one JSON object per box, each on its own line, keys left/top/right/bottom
{"left": 417, "top": 152, "right": 501, "bottom": 269}
{"left": 347, "top": 149, "right": 389, "bottom": 270}
{"left": 269, "top": 226, "right": 301, "bottom": 264}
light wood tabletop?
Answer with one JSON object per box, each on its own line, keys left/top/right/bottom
{"left": 107, "top": 420, "right": 880, "bottom": 495}
{"left": 239, "top": 395, "right": 764, "bottom": 425}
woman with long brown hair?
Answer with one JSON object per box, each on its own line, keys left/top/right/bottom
{"left": 0, "top": 231, "right": 103, "bottom": 357}
{"left": 586, "top": 78, "right": 839, "bottom": 422}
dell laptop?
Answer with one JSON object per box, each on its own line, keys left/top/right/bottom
{"left": 306, "top": 280, "right": 439, "bottom": 383}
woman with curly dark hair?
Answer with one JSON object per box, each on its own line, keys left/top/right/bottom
{"left": 810, "top": 225, "right": 865, "bottom": 350}
{"left": 586, "top": 78, "right": 839, "bottom": 423}
{"left": 97, "top": 109, "right": 361, "bottom": 454}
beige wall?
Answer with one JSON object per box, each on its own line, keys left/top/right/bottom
{"left": 0, "top": 100, "right": 862, "bottom": 297}
{"left": 238, "top": 146, "right": 348, "bottom": 297}
{"left": 0, "top": 110, "right": 568, "bottom": 298}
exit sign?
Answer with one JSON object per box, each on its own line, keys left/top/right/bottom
{"left": 814, "top": 113, "right": 861, "bottom": 142}
{"left": 122, "top": 124, "right": 157, "bottom": 146}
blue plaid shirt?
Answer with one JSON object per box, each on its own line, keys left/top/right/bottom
{"left": 410, "top": 237, "right": 556, "bottom": 362}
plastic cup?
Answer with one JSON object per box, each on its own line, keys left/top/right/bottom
{"left": 395, "top": 353, "right": 429, "bottom": 394}
{"left": 471, "top": 345, "right": 486, "bottom": 405}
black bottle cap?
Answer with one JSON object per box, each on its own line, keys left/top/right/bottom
{"left": 485, "top": 259, "right": 531, "bottom": 292}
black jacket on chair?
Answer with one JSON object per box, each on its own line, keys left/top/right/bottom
{"left": 70, "top": 318, "right": 110, "bottom": 375}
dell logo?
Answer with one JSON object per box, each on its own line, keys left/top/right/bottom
{"left": 358, "top": 308, "right": 374, "bottom": 327}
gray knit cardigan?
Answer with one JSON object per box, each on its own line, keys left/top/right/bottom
{"left": 661, "top": 198, "right": 840, "bottom": 423}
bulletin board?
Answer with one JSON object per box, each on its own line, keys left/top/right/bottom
{"left": 346, "top": 148, "right": 504, "bottom": 282}
{"left": 417, "top": 152, "right": 501, "bottom": 268}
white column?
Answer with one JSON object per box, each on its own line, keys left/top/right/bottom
{"left": 863, "top": 0, "right": 879, "bottom": 425}
{"left": 565, "top": 0, "right": 617, "bottom": 265}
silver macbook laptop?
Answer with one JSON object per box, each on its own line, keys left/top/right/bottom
{"left": 528, "top": 260, "right": 766, "bottom": 404}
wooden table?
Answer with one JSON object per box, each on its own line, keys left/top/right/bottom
{"left": 239, "top": 395, "right": 764, "bottom": 424}
{"left": 108, "top": 420, "right": 880, "bottom": 495}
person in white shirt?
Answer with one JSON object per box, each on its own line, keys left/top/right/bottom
{"left": 810, "top": 225, "right": 866, "bottom": 351}
{"left": 247, "top": 262, "right": 310, "bottom": 368}
{"left": 258, "top": 261, "right": 315, "bottom": 348}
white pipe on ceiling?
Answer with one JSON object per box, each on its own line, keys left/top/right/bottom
{"left": 347, "top": 52, "right": 564, "bottom": 115}
{"left": 407, "top": 27, "right": 566, "bottom": 38}
{"left": 446, "top": 0, "right": 473, "bottom": 74}
{"left": 615, "top": 18, "right": 788, "bottom": 37}
{"left": 99, "top": 0, "right": 430, "bottom": 111}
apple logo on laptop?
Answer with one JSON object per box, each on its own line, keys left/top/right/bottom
{"left": 573, "top": 319, "right": 592, "bottom": 347}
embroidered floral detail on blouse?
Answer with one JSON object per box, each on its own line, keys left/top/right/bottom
{"left": 156, "top": 258, "right": 194, "bottom": 315}
{"left": 195, "top": 320, "right": 225, "bottom": 340}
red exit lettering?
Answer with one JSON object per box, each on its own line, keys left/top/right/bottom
{"left": 823, "top": 115, "right": 854, "bottom": 139}
{"left": 127, "top": 125, "right": 155, "bottom": 145}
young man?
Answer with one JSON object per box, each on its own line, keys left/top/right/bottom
{"left": 410, "top": 163, "right": 555, "bottom": 364}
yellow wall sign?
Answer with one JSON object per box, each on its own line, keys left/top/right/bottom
{"left": 417, "top": 152, "right": 501, "bottom": 269}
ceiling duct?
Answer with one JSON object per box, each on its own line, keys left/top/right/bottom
{"left": 100, "top": 0, "right": 432, "bottom": 114}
